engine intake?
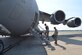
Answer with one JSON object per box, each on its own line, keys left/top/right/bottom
{"left": 50, "top": 10, "right": 65, "bottom": 24}
{"left": 67, "top": 17, "right": 81, "bottom": 27}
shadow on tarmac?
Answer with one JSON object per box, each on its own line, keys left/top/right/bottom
{"left": 45, "top": 43, "right": 66, "bottom": 51}
{"left": 56, "top": 44, "right": 66, "bottom": 50}
{"left": 50, "top": 34, "right": 82, "bottom": 45}
{"left": 47, "top": 44, "right": 56, "bottom": 51}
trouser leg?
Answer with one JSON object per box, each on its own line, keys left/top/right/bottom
{"left": 46, "top": 32, "right": 49, "bottom": 40}
{"left": 52, "top": 35, "right": 58, "bottom": 44}
{"left": 55, "top": 39, "right": 57, "bottom": 44}
{"left": 54, "top": 36, "right": 58, "bottom": 44}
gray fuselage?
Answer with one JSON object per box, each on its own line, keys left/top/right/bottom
{"left": 0, "top": 0, "right": 39, "bottom": 35}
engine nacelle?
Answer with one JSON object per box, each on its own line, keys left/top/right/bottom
{"left": 50, "top": 10, "right": 65, "bottom": 24}
{"left": 67, "top": 17, "right": 81, "bottom": 27}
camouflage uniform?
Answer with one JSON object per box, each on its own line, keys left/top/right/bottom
{"left": 52, "top": 27, "right": 58, "bottom": 45}
{"left": 45, "top": 25, "right": 49, "bottom": 40}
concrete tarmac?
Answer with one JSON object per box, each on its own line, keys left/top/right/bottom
{"left": 1, "top": 36, "right": 47, "bottom": 55}
{"left": 45, "top": 31, "right": 82, "bottom": 55}
{"left": 0, "top": 30, "right": 82, "bottom": 55}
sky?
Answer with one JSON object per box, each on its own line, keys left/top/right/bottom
{"left": 36, "top": 0, "right": 82, "bottom": 30}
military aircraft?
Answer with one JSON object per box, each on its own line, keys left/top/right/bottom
{"left": 0, "top": 0, "right": 81, "bottom": 53}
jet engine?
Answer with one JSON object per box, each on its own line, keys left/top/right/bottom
{"left": 67, "top": 17, "right": 81, "bottom": 27}
{"left": 50, "top": 10, "right": 65, "bottom": 24}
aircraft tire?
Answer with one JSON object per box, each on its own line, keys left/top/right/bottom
{"left": 0, "top": 40, "right": 4, "bottom": 54}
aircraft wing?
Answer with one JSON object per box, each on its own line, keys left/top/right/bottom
{"left": 39, "top": 11, "right": 51, "bottom": 22}
{"left": 39, "top": 10, "right": 81, "bottom": 27}
{"left": 39, "top": 10, "right": 65, "bottom": 24}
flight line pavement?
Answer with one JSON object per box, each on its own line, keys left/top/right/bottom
{"left": 0, "top": 31, "right": 82, "bottom": 55}
{"left": 0, "top": 36, "right": 47, "bottom": 55}
{"left": 44, "top": 32, "right": 82, "bottom": 55}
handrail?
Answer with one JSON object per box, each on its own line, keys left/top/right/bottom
{"left": 38, "top": 25, "right": 45, "bottom": 31}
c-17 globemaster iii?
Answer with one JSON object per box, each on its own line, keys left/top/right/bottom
{"left": 0, "top": 0, "right": 81, "bottom": 54}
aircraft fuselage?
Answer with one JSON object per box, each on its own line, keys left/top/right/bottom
{"left": 0, "top": 0, "right": 39, "bottom": 35}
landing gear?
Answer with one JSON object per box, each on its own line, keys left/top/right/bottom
{"left": 0, "top": 40, "right": 4, "bottom": 54}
